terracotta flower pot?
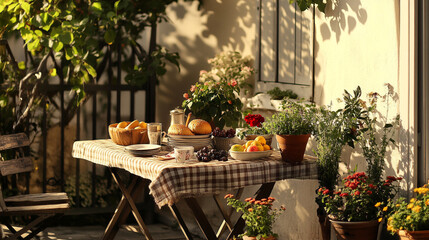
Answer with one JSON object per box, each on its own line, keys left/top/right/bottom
{"left": 330, "top": 219, "right": 380, "bottom": 240}
{"left": 275, "top": 134, "right": 310, "bottom": 163}
{"left": 398, "top": 230, "right": 429, "bottom": 240}
{"left": 317, "top": 207, "right": 331, "bottom": 240}
{"left": 243, "top": 236, "right": 276, "bottom": 240}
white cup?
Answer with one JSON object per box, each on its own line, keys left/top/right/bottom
{"left": 174, "top": 146, "right": 194, "bottom": 163}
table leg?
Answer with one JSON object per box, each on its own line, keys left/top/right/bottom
{"left": 226, "top": 182, "right": 276, "bottom": 240}
{"left": 213, "top": 188, "right": 244, "bottom": 237}
{"left": 185, "top": 198, "right": 218, "bottom": 240}
{"left": 102, "top": 174, "right": 147, "bottom": 240}
{"left": 168, "top": 204, "right": 194, "bottom": 240}
{"left": 108, "top": 168, "right": 154, "bottom": 240}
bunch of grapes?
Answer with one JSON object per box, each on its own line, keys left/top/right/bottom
{"left": 196, "top": 147, "right": 228, "bottom": 162}
{"left": 212, "top": 127, "right": 235, "bottom": 138}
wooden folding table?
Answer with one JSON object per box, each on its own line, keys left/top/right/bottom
{"left": 72, "top": 139, "right": 317, "bottom": 240}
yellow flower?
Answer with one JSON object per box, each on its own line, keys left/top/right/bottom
{"left": 406, "top": 215, "right": 411, "bottom": 221}
{"left": 396, "top": 204, "right": 401, "bottom": 207}
{"left": 412, "top": 205, "right": 422, "bottom": 213}
{"left": 426, "top": 200, "right": 429, "bottom": 206}
{"left": 383, "top": 206, "right": 388, "bottom": 212}
{"left": 378, "top": 218, "right": 383, "bottom": 222}
{"left": 410, "top": 198, "right": 416, "bottom": 203}
{"left": 407, "top": 203, "right": 414, "bottom": 209}
{"left": 375, "top": 202, "right": 381, "bottom": 207}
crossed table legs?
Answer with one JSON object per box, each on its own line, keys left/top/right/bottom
{"left": 103, "top": 168, "right": 275, "bottom": 240}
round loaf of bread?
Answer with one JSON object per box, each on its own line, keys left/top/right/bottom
{"left": 188, "top": 119, "right": 212, "bottom": 135}
{"left": 168, "top": 124, "right": 194, "bottom": 135}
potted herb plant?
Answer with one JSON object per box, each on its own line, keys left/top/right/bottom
{"left": 263, "top": 100, "right": 314, "bottom": 163}
{"left": 384, "top": 183, "right": 429, "bottom": 240}
{"left": 225, "top": 194, "right": 285, "bottom": 240}
{"left": 182, "top": 51, "right": 254, "bottom": 130}
{"left": 318, "top": 172, "right": 401, "bottom": 240}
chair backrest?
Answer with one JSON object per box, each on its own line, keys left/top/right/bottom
{"left": 0, "top": 133, "right": 34, "bottom": 212}
{"left": 0, "top": 133, "right": 34, "bottom": 176}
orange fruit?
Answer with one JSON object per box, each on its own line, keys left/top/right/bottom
{"left": 263, "top": 144, "right": 271, "bottom": 151}
{"left": 245, "top": 140, "right": 254, "bottom": 148}
{"left": 254, "top": 136, "right": 266, "bottom": 145}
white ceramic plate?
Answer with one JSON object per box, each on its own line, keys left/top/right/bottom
{"left": 168, "top": 134, "right": 211, "bottom": 139}
{"left": 125, "top": 144, "right": 161, "bottom": 151}
{"left": 229, "top": 150, "right": 273, "bottom": 161}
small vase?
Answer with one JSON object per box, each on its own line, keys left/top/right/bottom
{"left": 330, "top": 219, "right": 380, "bottom": 240}
{"left": 245, "top": 134, "right": 273, "bottom": 146}
{"left": 243, "top": 236, "right": 276, "bottom": 240}
{"left": 275, "top": 134, "right": 310, "bottom": 163}
{"left": 398, "top": 230, "right": 429, "bottom": 240}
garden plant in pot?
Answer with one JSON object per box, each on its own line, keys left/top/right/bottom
{"left": 225, "top": 194, "right": 285, "bottom": 240}
{"left": 237, "top": 113, "right": 273, "bottom": 146}
{"left": 263, "top": 100, "right": 314, "bottom": 163}
{"left": 313, "top": 87, "right": 367, "bottom": 240}
{"left": 384, "top": 183, "right": 429, "bottom": 240}
{"left": 318, "top": 172, "right": 401, "bottom": 240}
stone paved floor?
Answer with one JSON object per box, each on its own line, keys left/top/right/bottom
{"left": 2, "top": 224, "right": 193, "bottom": 240}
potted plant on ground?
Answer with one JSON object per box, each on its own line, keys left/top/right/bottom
{"left": 225, "top": 194, "right": 285, "bottom": 240}
{"left": 263, "top": 100, "right": 314, "bottom": 163}
{"left": 385, "top": 183, "right": 429, "bottom": 240}
{"left": 318, "top": 172, "right": 401, "bottom": 240}
{"left": 313, "top": 87, "right": 365, "bottom": 240}
{"left": 182, "top": 51, "right": 254, "bottom": 130}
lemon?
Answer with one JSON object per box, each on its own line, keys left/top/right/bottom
{"left": 254, "top": 136, "right": 266, "bottom": 145}
{"left": 230, "top": 144, "right": 245, "bottom": 151}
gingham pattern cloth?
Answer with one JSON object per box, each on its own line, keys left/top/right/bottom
{"left": 72, "top": 139, "right": 318, "bottom": 207}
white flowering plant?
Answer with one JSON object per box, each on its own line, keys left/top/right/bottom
{"left": 182, "top": 51, "right": 255, "bottom": 129}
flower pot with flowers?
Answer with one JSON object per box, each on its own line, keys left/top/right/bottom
{"left": 237, "top": 113, "right": 273, "bottom": 146}
{"left": 263, "top": 100, "right": 314, "bottom": 163}
{"left": 182, "top": 51, "right": 254, "bottom": 130}
{"left": 318, "top": 172, "right": 401, "bottom": 240}
{"left": 225, "top": 194, "right": 285, "bottom": 240}
{"left": 384, "top": 183, "right": 429, "bottom": 240}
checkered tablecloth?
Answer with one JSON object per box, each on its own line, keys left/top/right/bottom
{"left": 72, "top": 139, "right": 318, "bottom": 207}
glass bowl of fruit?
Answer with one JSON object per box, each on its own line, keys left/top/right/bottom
{"left": 229, "top": 136, "right": 273, "bottom": 161}
{"left": 212, "top": 127, "right": 238, "bottom": 151}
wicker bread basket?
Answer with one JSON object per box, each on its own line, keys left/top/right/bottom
{"left": 108, "top": 123, "right": 149, "bottom": 145}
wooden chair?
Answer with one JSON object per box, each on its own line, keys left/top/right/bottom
{"left": 0, "top": 133, "right": 69, "bottom": 240}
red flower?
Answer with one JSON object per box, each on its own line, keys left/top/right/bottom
{"left": 367, "top": 190, "right": 373, "bottom": 195}
{"left": 183, "top": 93, "right": 189, "bottom": 99}
{"left": 231, "top": 79, "right": 237, "bottom": 87}
{"left": 224, "top": 194, "right": 233, "bottom": 199}
{"left": 354, "top": 191, "right": 361, "bottom": 196}
{"left": 318, "top": 188, "right": 323, "bottom": 193}
{"left": 190, "top": 85, "right": 196, "bottom": 92}
{"left": 245, "top": 197, "right": 253, "bottom": 202}
{"left": 340, "top": 193, "right": 349, "bottom": 197}
{"left": 228, "top": 100, "right": 232, "bottom": 104}
{"left": 244, "top": 114, "right": 265, "bottom": 127}
{"left": 387, "top": 176, "right": 397, "bottom": 181}
{"left": 368, "top": 184, "right": 376, "bottom": 189}
{"left": 322, "top": 189, "right": 330, "bottom": 195}
{"left": 349, "top": 183, "right": 358, "bottom": 190}
{"left": 268, "top": 197, "right": 275, "bottom": 201}
{"left": 397, "top": 177, "right": 403, "bottom": 181}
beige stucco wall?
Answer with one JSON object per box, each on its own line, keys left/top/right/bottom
{"left": 155, "top": 0, "right": 414, "bottom": 239}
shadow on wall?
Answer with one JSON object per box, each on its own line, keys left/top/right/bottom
{"left": 156, "top": 0, "right": 257, "bottom": 126}
{"left": 320, "top": 0, "right": 367, "bottom": 43}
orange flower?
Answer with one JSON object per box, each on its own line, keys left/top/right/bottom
{"left": 248, "top": 208, "right": 253, "bottom": 212}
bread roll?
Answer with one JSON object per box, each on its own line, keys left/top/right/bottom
{"left": 168, "top": 124, "right": 194, "bottom": 135}
{"left": 188, "top": 119, "right": 212, "bottom": 135}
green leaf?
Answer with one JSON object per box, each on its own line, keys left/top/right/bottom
{"left": 34, "top": 30, "right": 42, "bottom": 37}
{"left": 65, "top": 47, "right": 73, "bottom": 60}
{"left": 18, "top": 61, "right": 25, "bottom": 70}
{"left": 59, "top": 31, "right": 73, "bottom": 44}
{"left": 104, "top": 29, "right": 116, "bottom": 45}
{"left": 49, "top": 68, "right": 57, "bottom": 76}
{"left": 114, "top": 0, "right": 121, "bottom": 11}
{"left": 20, "top": 1, "right": 30, "bottom": 14}
{"left": 83, "top": 62, "right": 97, "bottom": 78}
{"left": 52, "top": 41, "right": 63, "bottom": 52}
{"left": 27, "top": 38, "right": 40, "bottom": 51}
{"left": 91, "top": 2, "right": 103, "bottom": 16}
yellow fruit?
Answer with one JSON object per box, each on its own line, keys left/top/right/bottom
{"left": 247, "top": 145, "right": 259, "bottom": 152}
{"left": 125, "top": 120, "right": 140, "bottom": 129}
{"left": 254, "top": 136, "right": 266, "bottom": 145}
{"left": 230, "top": 144, "right": 244, "bottom": 152}
{"left": 245, "top": 140, "right": 254, "bottom": 148}
{"left": 251, "top": 141, "right": 264, "bottom": 151}
{"left": 263, "top": 144, "right": 271, "bottom": 151}
{"left": 117, "top": 121, "right": 129, "bottom": 128}
{"left": 139, "top": 121, "right": 147, "bottom": 129}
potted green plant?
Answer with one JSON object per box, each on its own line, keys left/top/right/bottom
{"left": 263, "top": 100, "right": 314, "bottom": 163}
{"left": 182, "top": 51, "right": 254, "bottom": 130}
{"left": 318, "top": 172, "right": 401, "bottom": 240}
{"left": 225, "top": 194, "right": 285, "bottom": 240}
{"left": 384, "top": 183, "right": 429, "bottom": 240}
